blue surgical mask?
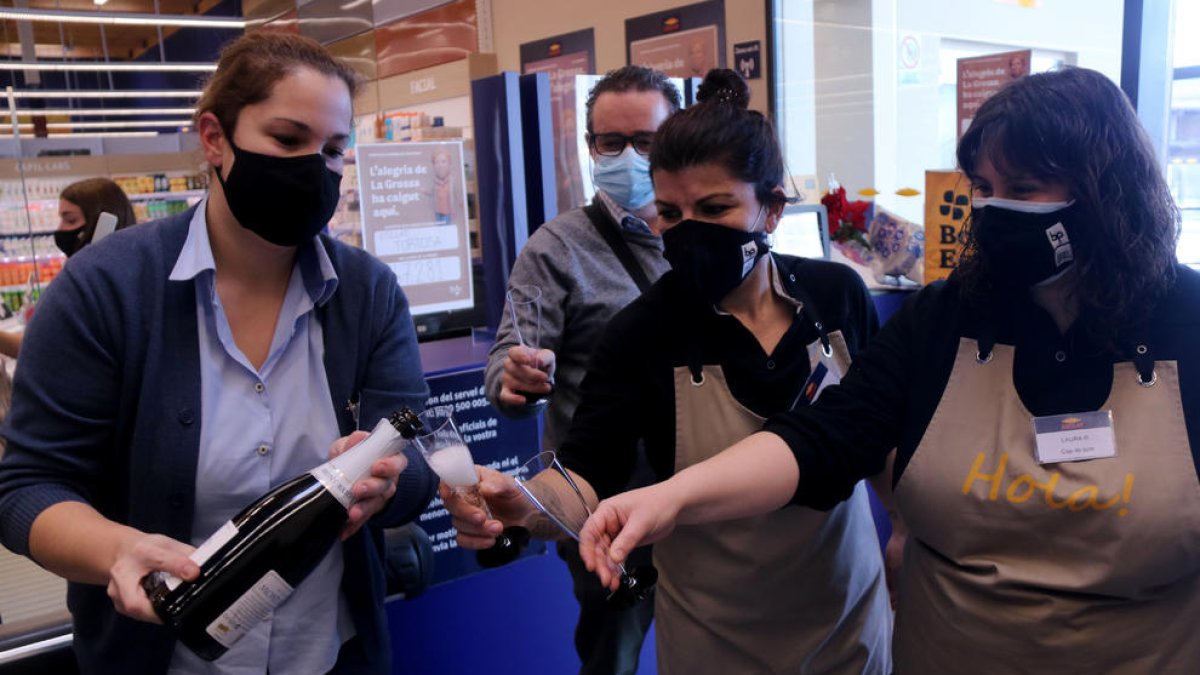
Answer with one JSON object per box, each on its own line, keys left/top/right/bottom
{"left": 593, "top": 147, "right": 654, "bottom": 210}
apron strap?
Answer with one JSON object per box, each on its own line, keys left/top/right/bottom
{"left": 684, "top": 331, "right": 705, "bottom": 385}
{"left": 975, "top": 322, "right": 996, "bottom": 365}
{"left": 1129, "top": 339, "right": 1157, "bottom": 388}
{"left": 776, "top": 259, "right": 832, "bottom": 358}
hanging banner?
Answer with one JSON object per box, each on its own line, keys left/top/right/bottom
{"left": 626, "top": 0, "right": 725, "bottom": 79}
{"left": 357, "top": 141, "right": 474, "bottom": 315}
{"left": 924, "top": 170, "right": 971, "bottom": 284}
{"left": 520, "top": 29, "right": 596, "bottom": 213}
{"left": 957, "top": 49, "right": 1031, "bottom": 138}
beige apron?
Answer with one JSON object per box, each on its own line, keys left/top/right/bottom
{"left": 654, "top": 331, "right": 892, "bottom": 675}
{"left": 894, "top": 339, "right": 1200, "bottom": 673}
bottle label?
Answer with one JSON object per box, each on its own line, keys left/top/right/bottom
{"left": 164, "top": 520, "right": 240, "bottom": 591}
{"left": 204, "top": 570, "right": 295, "bottom": 649}
{"left": 310, "top": 464, "right": 354, "bottom": 510}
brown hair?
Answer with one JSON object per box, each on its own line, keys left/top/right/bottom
{"left": 955, "top": 67, "right": 1179, "bottom": 353}
{"left": 195, "top": 32, "right": 362, "bottom": 137}
{"left": 60, "top": 177, "right": 136, "bottom": 245}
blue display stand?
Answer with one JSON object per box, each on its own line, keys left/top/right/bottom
{"left": 389, "top": 334, "right": 658, "bottom": 674}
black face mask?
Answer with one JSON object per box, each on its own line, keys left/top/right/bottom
{"left": 662, "top": 219, "right": 770, "bottom": 304}
{"left": 972, "top": 198, "right": 1077, "bottom": 288}
{"left": 55, "top": 225, "right": 86, "bottom": 257}
{"left": 215, "top": 138, "right": 342, "bottom": 247}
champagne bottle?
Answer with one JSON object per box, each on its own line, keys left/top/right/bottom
{"left": 142, "top": 408, "right": 423, "bottom": 661}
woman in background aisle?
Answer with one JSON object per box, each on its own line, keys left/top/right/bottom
{"left": 448, "top": 69, "right": 893, "bottom": 674}
{"left": 582, "top": 67, "right": 1199, "bottom": 674}
{"left": 0, "top": 33, "right": 433, "bottom": 675}
{"left": 0, "top": 177, "right": 137, "bottom": 360}
{"left": 55, "top": 177, "right": 137, "bottom": 258}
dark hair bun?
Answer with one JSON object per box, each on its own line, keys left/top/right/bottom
{"left": 696, "top": 68, "right": 750, "bottom": 109}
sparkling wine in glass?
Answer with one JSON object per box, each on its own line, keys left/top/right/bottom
{"left": 514, "top": 451, "right": 656, "bottom": 608}
{"left": 506, "top": 285, "right": 555, "bottom": 406}
{"left": 412, "top": 405, "right": 527, "bottom": 568}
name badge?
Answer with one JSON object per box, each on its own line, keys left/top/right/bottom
{"left": 1031, "top": 410, "right": 1116, "bottom": 464}
{"left": 792, "top": 357, "right": 843, "bottom": 410}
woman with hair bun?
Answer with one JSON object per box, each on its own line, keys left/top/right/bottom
{"left": 445, "top": 68, "right": 892, "bottom": 673}
{"left": 583, "top": 67, "right": 1199, "bottom": 673}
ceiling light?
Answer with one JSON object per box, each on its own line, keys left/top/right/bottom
{"left": 0, "top": 130, "right": 160, "bottom": 138}
{"left": 13, "top": 107, "right": 195, "bottom": 115}
{"left": 42, "top": 119, "right": 193, "bottom": 129}
{"left": 0, "top": 62, "right": 216, "bottom": 73}
{"left": 9, "top": 90, "right": 202, "bottom": 99}
{"left": 0, "top": 7, "right": 245, "bottom": 29}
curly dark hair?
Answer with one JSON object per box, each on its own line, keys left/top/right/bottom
{"left": 955, "top": 67, "right": 1179, "bottom": 352}
{"left": 584, "top": 65, "right": 681, "bottom": 135}
{"left": 649, "top": 68, "right": 787, "bottom": 208}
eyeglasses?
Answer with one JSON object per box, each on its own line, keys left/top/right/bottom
{"left": 589, "top": 132, "right": 655, "bottom": 157}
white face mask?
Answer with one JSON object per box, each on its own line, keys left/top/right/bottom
{"left": 971, "top": 197, "right": 1075, "bottom": 213}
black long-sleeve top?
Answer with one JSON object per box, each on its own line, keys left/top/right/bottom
{"left": 766, "top": 265, "right": 1200, "bottom": 510}
{"left": 558, "top": 254, "right": 879, "bottom": 499}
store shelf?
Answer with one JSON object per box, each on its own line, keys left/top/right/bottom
{"left": 126, "top": 189, "right": 205, "bottom": 201}
{"left": 0, "top": 229, "right": 56, "bottom": 239}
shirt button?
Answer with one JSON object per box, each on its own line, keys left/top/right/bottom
{"left": 254, "top": 382, "right": 265, "bottom": 393}
{"left": 257, "top": 444, "right": 270, "bottom": 456}
{"left": 766, "top": 359, "right": 776, "bottom": 370}
{"left": 1054, "top": 350, "right": 1067, "bottom": 363}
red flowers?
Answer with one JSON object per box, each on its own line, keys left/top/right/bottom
{"left": 821, "top": 185, "right": 872, "bottom": 244}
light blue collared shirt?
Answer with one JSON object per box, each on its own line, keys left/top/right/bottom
{"left": 167, "top": 201, "right": 354, "bottom": 675}
{"left": 596, "top": 189, "right": 654, "bottom": 236}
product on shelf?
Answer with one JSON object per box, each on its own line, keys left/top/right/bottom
{"left": 113, "top": 172, "right": 208, "bottom": 197}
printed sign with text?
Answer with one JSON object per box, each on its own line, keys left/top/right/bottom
{"left": 957, "top": 49, "right": 1031, "bottom": 138}
{"left": 357, "top": 142, "right": 474, "bottom": 315}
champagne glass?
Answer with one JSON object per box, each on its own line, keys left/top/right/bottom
{"left": 506, "top": 285, "right": 555, "bottom": 406}
{"left": 411, "top": 405, "right": 527, "bottom": 568}
{"left": 514, "top": 451, "right": 657, "bottom": 608}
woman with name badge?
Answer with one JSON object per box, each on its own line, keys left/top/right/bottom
{"left": 581, "top": 67, "right": 1200, "bottom": 673}
{"left": 448, "top": 69, "right": 893, "bottom": 674}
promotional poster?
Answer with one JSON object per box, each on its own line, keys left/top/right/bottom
{"left": 357, "top": 141, "right": 474, "bottom": 315}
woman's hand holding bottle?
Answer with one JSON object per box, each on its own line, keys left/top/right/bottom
{"left": 329, "top": 430, "right": 409, "bottom": 540}
{"left": 108, "top": 530, "right": 200, "bottom": 623}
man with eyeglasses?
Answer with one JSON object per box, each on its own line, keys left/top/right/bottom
{"left": 484, "top": 65, "right": 680, "bottom": 675}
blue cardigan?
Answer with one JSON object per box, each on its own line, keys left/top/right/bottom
{"left": 0, "top": 207, "right": 434, "bottom": 674}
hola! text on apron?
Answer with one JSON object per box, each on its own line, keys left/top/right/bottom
{"left": 894, "top": 339, "right": 1200, "bottom": 674}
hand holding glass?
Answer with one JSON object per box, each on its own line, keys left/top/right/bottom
{"left": 412, "top": 406, "right": 527, "bottom": 568}
{"left": 514, "top": 451, "right": 656, "bottom": 608}
{"left": 507, "top": 285, "right": 555, "bottom": 406}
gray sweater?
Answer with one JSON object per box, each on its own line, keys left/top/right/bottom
{"left": 485, "top": 203, "right": 669, "bottom": 451}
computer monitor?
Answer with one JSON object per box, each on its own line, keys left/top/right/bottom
{"left": 771, "top": 203, "right": 830, "bottom": 260}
